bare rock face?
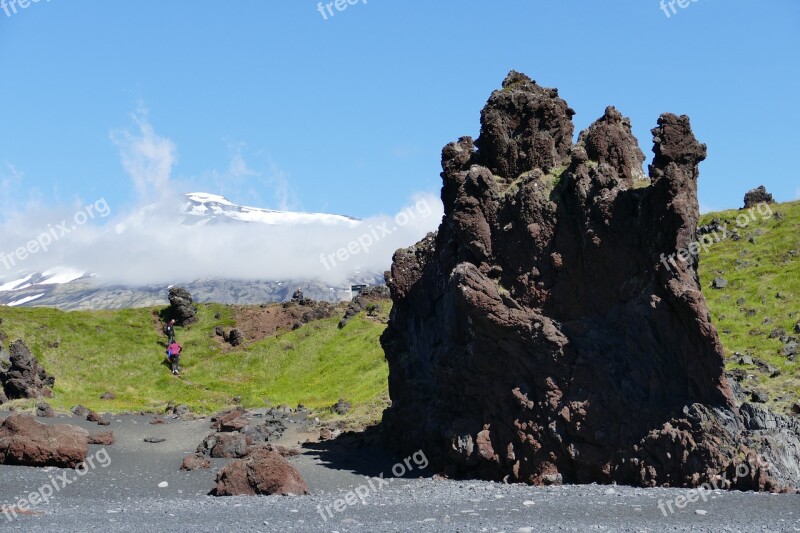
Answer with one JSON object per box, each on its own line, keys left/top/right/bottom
{"left": 214, "top": 449, "right": 309, "bottom": 496}
{"left": 381, "top": 71, "right": 800, "bottom": 491}
{"left": 1, "top": 340, "right": 55, "bottom": 400}
{"left": 0, "top": 414, "right": 89, "bottom": 468}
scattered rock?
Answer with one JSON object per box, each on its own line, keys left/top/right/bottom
{"left": 0, "top": 414, "right": 88, "bottom": 468}
{"left": 150, "top": 416, "right": 165, "bottom": 425}
{"left": 782, "top": 342, "right": 799, "bottom": 358}
{"left": 743, "top": 185, "right": 774, "bottom": 209}
{"left": 751, "top": 391, "right": 769, "bottom": 404}
{"left": 35, "top": 401, "right": 55, "bottom": 418}
{"left": 242, "top": 419, "right": 286, "bottom": 443}
{"left": 769, "top": 328, "right": 786, "bottom": 339}
{"left": 795, "top": 322, "right": 800, "bottom": 335}
{"left": 0, "top": 340, "right": 55, "bottom": 400}
{"left": 213, "top": 450, "right": 309, "bottom": 496}
{"left": 88, "top": 431, "right": 115, "bottom": 445}
{"left": 87, "top": 411, "right": 110, "bottom": 426}
{"left": 738, "top": 355, "right": 753, "bottom": 366}
{"left": 71, "top": 405, "right": 90, "bottom": 418}
{"left": 227, "top": 329, "right": 244, "bottom": 347}
{"left": 165, "top": 402, "right": 191, "bottom": 418}
{"left": 144, "top": 437, "right": 166, "bottom": 444}
{"left": 711, "top": 278, "right": 728, "bottom": 289}
{"left": 330, "top": 399, "right": 352, "bottom": 416}
{"left": 100, "top": 391, "right": 116, "bottom": 400}
{"left": 158, "top": 481, "right": 169, "bottom": 488}
{"left": 339, "top": 286, "right": 390, "bottom": 328}
{"left": 214, "top": 326, "right": 224, "bottom": 337}
{"left": 180, "top": 453, "right": 211, "bottom": 471}
{"left": 197, "top": 433, "right": 251, "bottom": 458}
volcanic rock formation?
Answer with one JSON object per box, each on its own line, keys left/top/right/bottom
{"left": 381, "top": 71, "right": 800, "bottom": 491}
{"left": 0, "top": 340, "right": 55, "bottom": 401}
{"left": 166, "top": 287, "right": 197, "bottom": 326}
{"left": 743, "top": 185, "right": 774, "bottom": 209}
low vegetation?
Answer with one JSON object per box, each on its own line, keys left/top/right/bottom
{"left": 0, "top": 201, "right": 797, "bottom": 421}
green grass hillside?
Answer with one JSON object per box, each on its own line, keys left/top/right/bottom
{"left": 0, "top": 201, "right": 797, "bottom": 420}
{"left": 698, "top": 199, "right": 800, "bottom": 413}
{"left": 0, "top": 302, "right": 390, "bottom": 421}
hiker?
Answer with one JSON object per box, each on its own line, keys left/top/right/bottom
{"left": 291, "top": 287, "right": 303, "bottom": 301}
{"left": 166, "top": 341, "right": 182, "bottom": 375}
{"left": 164, "top": 319, "right": 176, "bottom": 344}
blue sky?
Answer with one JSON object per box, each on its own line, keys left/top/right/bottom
{"left": 1, "top": 0, "right": 798, "bottom": 220}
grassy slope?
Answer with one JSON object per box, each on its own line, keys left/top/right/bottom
{"left": 698, "top": 200, "right": 800, "bottom": 412}
{"left": 0, "top": 201, "right": 797, "bottom": 419}
{"left": 0, "top": 302, "right": 389, "bottom": 419}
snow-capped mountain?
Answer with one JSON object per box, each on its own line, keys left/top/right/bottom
{"left": 0, "top": 193, "right": 381, "bottom": 309}
{"left": 181, "top": 192, "right": 360, "bottom": 226}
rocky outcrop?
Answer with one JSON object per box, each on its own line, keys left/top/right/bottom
{"left": 0, "top": 414, "right": 88, "bottom": 468}
{"left": 381, "top": 71, "right": 800, "bottom": 491}
{"left": 0, "top": 340, "right": 55, "bottom": 400}
{"left": 743, "top": 185, "right": 774, "bottom": 209}
{"left": 166, "top": 287, "right": 197, "bottom": 326}
{"left": 213, "top": 449, "right": 309, "bottom": 496}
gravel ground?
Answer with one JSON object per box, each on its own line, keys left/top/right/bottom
{"left": 1, "top": 411, "right": 799, "bottom": 532}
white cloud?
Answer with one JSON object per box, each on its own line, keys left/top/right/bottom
{"left": 0, "top": 112, "right": 443, "bottom": 287}
{"left": 110, "top": 106, "right": 177, "bottom": 201}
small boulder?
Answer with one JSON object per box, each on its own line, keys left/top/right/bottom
{"left": 330, "top": 399, "right": 352, "bottom": 416}
{"left": 99, "top": 391, "right": 116, "bottom": 401}
{"left": 213, "top": 450, "right": 309, "bottom": 496}
{"left": 751, "top": 391, "right": 769, "bottom": 404}
{"left": 35, "top": 402, "right": 55, "bottom": 418}
{"left": 711, "top": 278, "right": 728, "bottom": 289}
{"left": 180, "top": 453, "right": 211, "bottom": 471}
{"left": 198, "top": 433, "right": 251, "bottom": 458}
{"left": 0, "top": 414, "right": 88, "bottom": 468}
{"left": 782, "top": 342, "right": 799, "bottom": 358}
{"left": 227, "top": 329, "right": 244, "bottom": 347}
{"left": 71, "top": 405, "right": 90, "bottom": 418}
{"left": 88, "top": 431, "right": 115, "bottom": 445}
{"left": 87, "top": 410, "right": 110, "bottom": 426}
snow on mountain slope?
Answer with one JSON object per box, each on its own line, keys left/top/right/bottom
{"left": 182, "top": 193, "right": 360, "bottom": 226}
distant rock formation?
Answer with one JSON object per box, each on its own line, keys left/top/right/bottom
{"left": 743, "top": 185, "right": 774, "bottom": 209}
{"left": 381, "top": 71, "right": 800, "bottom": 491}
{"left": 0, "top": 340, "right": 55, "bottom": 402}
{"left": 167, "top": 287, "right": 197, "bottom": 326}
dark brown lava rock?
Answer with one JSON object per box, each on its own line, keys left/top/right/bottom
{"left": 380, "top": 71, "right": 800, "bottom": 491}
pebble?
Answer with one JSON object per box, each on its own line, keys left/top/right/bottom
{"left": 158, "top": 481, "right": 168, "bottom": 488}
{"left": 523, "top": 500, "right": 535, "bottom": 506}
{"left": 696, "top": 509, "right": 708, "bottom": 515}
